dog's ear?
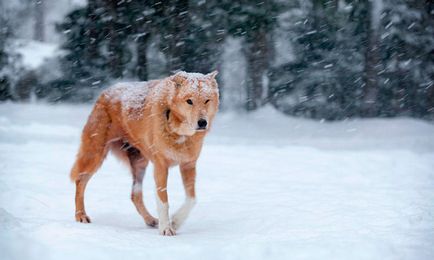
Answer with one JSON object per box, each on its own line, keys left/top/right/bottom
{"left": 206, "top": 70, "right": 219, "bottom": 91}
{"left": 171, "top": 71, "right": 186, "bottom": 88}
{"left": 206, "top": 70, "right": 218, "bottom": 80}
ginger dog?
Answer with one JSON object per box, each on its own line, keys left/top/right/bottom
{"left": 70, "top": 71, "right": 219, "bottom": 236}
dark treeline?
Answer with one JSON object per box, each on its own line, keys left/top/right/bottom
{"left": 0, "top": 0, "right": 433, "bottom": 120}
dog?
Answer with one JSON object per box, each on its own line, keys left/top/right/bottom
{"left": 70, "top": 71, "right": 219, "bottom": 236}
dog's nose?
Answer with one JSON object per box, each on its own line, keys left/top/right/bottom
{"left": 197, "top": 119, "right": 207, "bottom": 129}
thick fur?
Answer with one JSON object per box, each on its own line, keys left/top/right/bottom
{"left": 71, "top": 71, "right": 219, "bottom": 235}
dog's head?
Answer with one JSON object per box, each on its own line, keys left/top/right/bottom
{"left": 166, "top": 71, "right": 219, "bottom": 136}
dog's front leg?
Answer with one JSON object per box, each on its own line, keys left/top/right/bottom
{"left": 172, "top": 161, "right": 197, "bottom": 230}
{"left": 154, "top": 161, "right": 175, "bottom": 236}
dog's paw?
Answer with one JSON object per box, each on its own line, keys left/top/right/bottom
{"left": 170, "top": 198, "right": 196, "bottom": 231}
{"left": 75, "top": 212, "right": 91, "bottom": 223}
{"left": 145, "top": 216, "right": 158, "bottom": 228}
{"left": 171, "top": 218, "right": 182, "bottom": 230}
{"left": 160, "top": 226, "right": 176, "bottom": 236}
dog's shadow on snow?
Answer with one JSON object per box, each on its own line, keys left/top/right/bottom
{"left": 87, "top": 212, "right": 155, "bottom": 232}
{"left": 80, "top": 212, "right": 214, "bottom": 236}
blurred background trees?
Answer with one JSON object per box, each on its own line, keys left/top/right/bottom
{"left": 0, "top": 0, "right": 433, "bottom": 120}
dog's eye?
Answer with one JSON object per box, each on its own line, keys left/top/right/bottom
{"left": 205, "top": 99, "right": 210, "bottom": 104}
{"left": 186, "top": 99, "right": 193, "bottom": 105}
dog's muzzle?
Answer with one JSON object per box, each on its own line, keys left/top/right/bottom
{"left": 196, "top": 119, "right": 208, "bottom": 130}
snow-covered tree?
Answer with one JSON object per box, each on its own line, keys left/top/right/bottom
{"left": 0, "top": 1, "right": 27, "bottom": 101}
{"left": 378, "top": 0, "right": 434, "bottom": 118}
{"left": 222, "top": 0, "right": 279, "bottom": 110}
{"left": 269, "top": 0, "right": 364, "bottom": 119}
{"left": 269, "top": 0, "right": 433, "bottom": 120}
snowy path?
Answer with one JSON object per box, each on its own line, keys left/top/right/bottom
{"left": 1, "top": 103, "right": 434, "bottom": 260}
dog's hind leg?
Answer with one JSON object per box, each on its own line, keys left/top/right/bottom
{"left": 74, "top": 175, "right": 92, "bottom": 223}
{"left": 70, "top": 102, "right": 111, "bottom": 223}
{"left": 125, "top": 145, "right": 158, "bottom": 227}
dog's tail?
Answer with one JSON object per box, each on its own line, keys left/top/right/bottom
{"left": 70, "top": 99, "right": 111, "bottom": 182}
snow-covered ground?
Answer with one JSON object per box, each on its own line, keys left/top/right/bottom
{"left": 1, "top": 103, "right": 434, "bottom": 260}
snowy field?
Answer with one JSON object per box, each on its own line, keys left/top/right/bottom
{"left": 1, "top": 103, "right": 434, "bottom": 260}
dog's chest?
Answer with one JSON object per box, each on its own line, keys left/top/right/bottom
{"left": 163, "top": 146, "right": 191, "bottom": 164}
{"left": 161, "top": 138, "right": 198, "bottom": 164}
{"left": 175, "top": 136, "right": 187, "bottom": 144}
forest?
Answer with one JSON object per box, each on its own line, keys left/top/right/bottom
{"left": 0, "top": 0, "right": 433, "bottom": 120}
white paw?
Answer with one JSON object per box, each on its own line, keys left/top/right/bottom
{"left": 171, "top": 218, "right": 181, "bottom": 230}
{"left": 160, "top": 226, "right": 176, "bottom": 236}
{"left": 171, "top": 198, "right": 196, "bottom": 230}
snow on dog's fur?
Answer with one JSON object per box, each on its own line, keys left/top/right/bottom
{"left": 70, "top": 71, "right": 219, "bottom": 236}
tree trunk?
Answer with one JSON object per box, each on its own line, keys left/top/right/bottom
{"left": 136, "top": 34, "right": 149, "bottom": 81}
{"left": 363, "top": 29, "right": 379, "bottom": 116}
{"left": 0, "top": 77, "right": 13, "bottom": 101}
{"left": 86, "top": 0, "right": 99, "bottom": 61}
{"left": 423, "top": 0, "right": 434, "bottom": 116}
{"left": 167, "top": 0, "right": 189, "bottom": 72}
{"left": 362, "top": 1, "right": 379, "bottom": 117}
{"left": 33, "top": 0, "right": 45, "bottom": 42}
{"left": 244, "top": 27, "right": 271, "bottom": 111}
{"left": 107, "top": 0, "right": 125, "bottom": 78}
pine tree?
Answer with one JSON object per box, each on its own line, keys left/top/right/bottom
{"left": 0, "top": 3, "right": 22, "bottom": 101}
{"left": 379, "top": 0, "right": 434, "bottom": 118}
{"left": 0, "top": 15, "right": 13, "bottom": 101}
{"left": 151, "top": 0, "right": 224, "bottom": 74}
{"left": 57, "top": 2, "right": 110, "bottom": 89}
{"left": 269, "top": 0, "right": 363, "bottom": 120}
{"left": 55, "top": 0, "right": 156, "bottom": 101}
{"left": 222, "top": 0, "right": 279, "bottom": 111}
{"left": 348, "top": 0, "right": 381, "bottom": 117}
{"left": 54, "top": 0, "right": 226, "bottom": 102}
{"left": 183, "top": 0, "right": 226, "bottom": 74}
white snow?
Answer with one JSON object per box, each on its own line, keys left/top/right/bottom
{"left": 105, "top": 82, "right": 150, "bottom": 109}
{"left": 175, "top": 71, "right": 219, "bottom": 98}
{"left": 1, "top": 103, "right": 434, "bottom": 260}
{"left": 6, "top": 0, "right": 87, "bottom": 44}
{"left": 176, "top": 71, "right": 208, "bottom": 81}
{"left": 104, "top": 80, "right": 171, "bottom": 120}
{"left": 13, "top": 40, "right": 62, "bottom": 70}
{"left": 104, "top": 73, "right": 217, "bottom": 120}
